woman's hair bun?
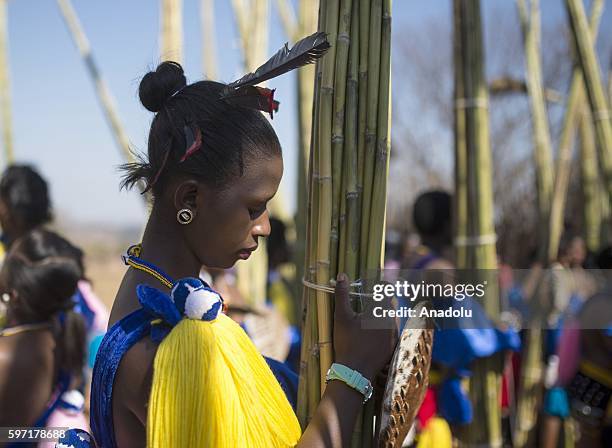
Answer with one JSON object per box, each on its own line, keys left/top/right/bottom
{"left": 139, "top": 61, "right": 187, "bottom": 113}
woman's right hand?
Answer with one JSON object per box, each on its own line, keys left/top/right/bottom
{"left": 332, "top": 273, "right": 398, "bottom": 380}
{"left": 296, "top": 273, "right": 399, "bottom": 448}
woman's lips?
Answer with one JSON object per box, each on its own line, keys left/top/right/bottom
{"left": 238, "top": 246, "right": 257, "bottom": 260}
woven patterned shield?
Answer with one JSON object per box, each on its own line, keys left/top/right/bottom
{"left": 378, "top": 302, "right": 433, "bottom": 448}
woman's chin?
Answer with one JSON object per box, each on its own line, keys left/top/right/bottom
{"left": 219, "top": 257, "right": 240, "bottom": 269}
{"left": 201, "top": 257, "right": 235, "bottom": 270}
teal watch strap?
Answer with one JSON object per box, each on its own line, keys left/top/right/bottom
{"left": 325, "top": 363, "right": 373, "bottom": 403}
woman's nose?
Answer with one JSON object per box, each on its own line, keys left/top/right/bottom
{"left": 252, "top": 209, "right": 271, "bottom": 238}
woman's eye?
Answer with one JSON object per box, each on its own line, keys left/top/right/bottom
{"left": 248, "top": 206, "right": 266, "bottom": 219}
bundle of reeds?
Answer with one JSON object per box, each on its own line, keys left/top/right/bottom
{"left": 453, "top": 0, "right": 501, "bottom": 446}
{"left": 297, "top": 1, "right": 392, "bottom": 446}
{"left": 514, "top": 3, "right": 604, "bottom": 444}
{"left": 548, "top": 0, "right": 603, "bottom": 261}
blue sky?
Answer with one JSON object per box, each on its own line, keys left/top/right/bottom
{"left": 4, "top": 0, "right": 611, "bottom": 228}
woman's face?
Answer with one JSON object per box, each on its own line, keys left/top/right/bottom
{"left": 186, "top": 154, "right": 283, "bottom": 269}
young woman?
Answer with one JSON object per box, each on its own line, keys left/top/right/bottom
{"left": 0, "top": 229, "right": 89, "bottom": 443}
{"left": 86, "top": 61, "right": 397, "bottom": 448}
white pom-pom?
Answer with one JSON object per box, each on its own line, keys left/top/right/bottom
{"left": 61, "top": 389, "right": 85, "bottom": 411}
{"left": 184, "top": 287, "right": 222, "bottom": 320}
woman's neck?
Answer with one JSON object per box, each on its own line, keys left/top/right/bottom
{"left": 138, "top": 208, "right": 201, "bottom": 281}
{"left": 5, "top": 308, "right": 47, "bottom": 327}
{"left": 109, "top": 207, "right": 202, "bottom": 325}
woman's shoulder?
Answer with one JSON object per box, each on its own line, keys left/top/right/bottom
{"left": 0, "top": 332, "right": 55, "bottom": 425}
{"left": 0, "top": 331, "right": 54, "bottom": 371}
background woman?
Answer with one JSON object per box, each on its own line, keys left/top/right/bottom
{"left": 0, "top": 229, "right": 89, "bottom": 444}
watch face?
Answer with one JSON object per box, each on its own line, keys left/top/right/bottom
{"left": 364, "top": 384, "right": 374, "bottom": 401}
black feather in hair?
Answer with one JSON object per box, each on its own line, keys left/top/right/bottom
{"left": 222, "top": 31, "right": 330, "bottom": 94}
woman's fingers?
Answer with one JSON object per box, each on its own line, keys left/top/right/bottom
{"left": 334, "top": 273, "right": 353, "bottom": 321}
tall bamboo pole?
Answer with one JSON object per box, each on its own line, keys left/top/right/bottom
{"left": 56, "top": 0, "right": 133, "bottom": 164}
{"left": 252, "top": 0, "right": 270, "bottom": 71}
{"left": 160, "top": 0, "right": 183, "bottom": 62}
{"left": 608, "top": 64, "right": 612, "bottom": 104}
{"left": 566, "top": 0, "right": 612, "bottom": 203}
{"left": 329, "top": 0, "right": 352, "bottom": 277}
{"left": 359, "top": 3, "right": 391, "bottom": 444}
{"left": 514, "top": 2, "right": 552, "bottom": 445}
{"left": 453, "top": 0, "right": 469, "bottom": 270}
{"left": 276, "top": 0, "right": 298, "bottom": 38}
{"left": 274, "top": 0, "right": 319, "bottom": 309}
{"left": 580, "top": 107, "right": 602, "bottom": 252}
{"left": 201, "top": 0, "right": 218, "bottom": 79}
{"left": 455, "top": 0, "right": 501, "bottom": 446}
{"left": 365, "top": 0, "right": 390, "bottom": 274}
{"left": 341, "top": 0, "right": 360, "bottom": 304}
{"left": 0, "top": 0, "right": 13, "bottom": 166}
{"left": 548, "top": 0, "right": 603, "bottom": 262}
{"left": 298, "top": 50, "right": 324, "bottom": 426}
{"left": 357, "top": 0, "right": 369, "bottom": 227}
{"left": 358, "top": 0, "right": 381, "bottom": 275}
{"left": 297, "top": 2, "right": 326, "bottom": 427}
{"left": 517, "top": 0, "right": 554, "bottom": 259}
{"left": 231, "top": 0, "right": 270, "bottom": 72}
{"left": 231, "top": 0, "right": 250, "bottom": 68}
{"left": 314, "top": 0, "right": 339, "bottom": 390}
{"left": 295, "top": 1, "right": 319, "bottom": 303}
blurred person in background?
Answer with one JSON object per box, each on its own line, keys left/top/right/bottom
{"left": 402, "top": 191, "right": 455, "bottom": 447}
{"left": 402, "top": 190, "right": 454, "bottom": 271}
{"left": 266, "top": 216, "right": 300, "bottom": 371}
{"left": 266, "top": 216, "right": 297, "bottom": 326}
{"left": 0, "top": 165, "right": 52, "bottom": 257}
{"left": 540, "top": 233, "right": 598, "bottom": 448}
{"left": 0, "top": 164, "right": 108, "bottom": 366}
{"left": 405, "top": 190, "right": 519, "bottom": 448}
{"left": 0, "top": 229, "right": 89, "bottom": 444}
{"left": 553, "top": 246, "right": 612, "bottom": 448}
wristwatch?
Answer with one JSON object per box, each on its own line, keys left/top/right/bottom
{"left": 325, "top": 363, "right": 374, "bottom": 403}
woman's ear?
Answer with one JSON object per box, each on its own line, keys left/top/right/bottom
{"left": 173, "top": 180, "right": 200, "bottom": 211}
